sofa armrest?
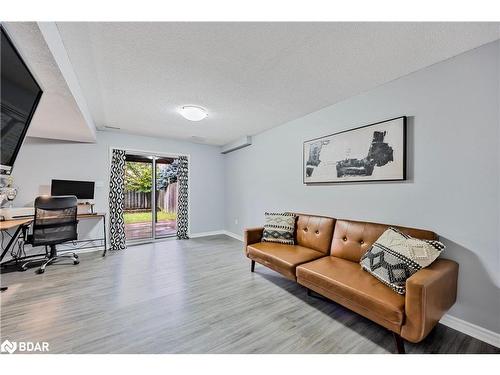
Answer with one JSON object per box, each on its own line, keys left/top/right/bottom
{"left": 400, "top": 258, "right": 459, "bottom": 343}
{"left": 243, "top": 227, "right": 264, "bottom": 256}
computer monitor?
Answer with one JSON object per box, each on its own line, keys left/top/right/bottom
{"left": 51, "top": 179, "right": 95, "bottom": 200}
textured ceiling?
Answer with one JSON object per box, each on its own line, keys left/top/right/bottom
{"left": 3, "top": 22, "right": 95, "bottom": 142}
{"left": 56, "top": 22, "right": 500, "bottom": 145}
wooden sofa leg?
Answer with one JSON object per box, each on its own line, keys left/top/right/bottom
{"left": 251, "top": 260, "right": 255, "bottom": 272}
{"left": 392, "top": 332, "right": 405, "bottom": 354}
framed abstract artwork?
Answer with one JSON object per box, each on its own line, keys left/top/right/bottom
{"left": 303, "top": 116, "right": 406, "bottom": 184}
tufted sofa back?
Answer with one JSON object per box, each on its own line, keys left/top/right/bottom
{"left": 330, "top": 219, "right": 437, "bottom": 262}
{"left": 293, "top": 213, "right": 336, "bottom": 254}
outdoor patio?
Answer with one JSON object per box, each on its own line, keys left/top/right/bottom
{"left": 125, "top": 220, "right": 177, "bottom": 240}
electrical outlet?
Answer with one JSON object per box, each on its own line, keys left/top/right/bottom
{"left": 234, "top": 218, "right": 238, "bottom": 225}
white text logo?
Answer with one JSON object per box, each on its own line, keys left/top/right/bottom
{"left": 1, "top": 339, "right": 49, "bottom": 354}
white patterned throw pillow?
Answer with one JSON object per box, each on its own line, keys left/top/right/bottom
{"left": 360, "top": 227, "right": 445, "bottom": 294}
{"left": 262, "top": 212, "right": 296, "bottom": 245}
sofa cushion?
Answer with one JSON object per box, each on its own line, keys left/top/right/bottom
{"left": 296, "top": 256, "right": 405, "bottom": 330}
{"left": 360, "top": 227, "right": 445, "bottom": 294}
{"left": 247, "top": 242, "right": 325, "bottom": 280}
{"left": 330, "top": 219, "right": 437, "bottom": 263}
{"left": 295, "top": 214, "right": 336, "bottom": 254}
{"left": 262, "top": 212, "right": 296, "bottom": 245}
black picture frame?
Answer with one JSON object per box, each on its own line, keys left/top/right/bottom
{"left": 303, "top": 116, "right": 407, "bottom": 184}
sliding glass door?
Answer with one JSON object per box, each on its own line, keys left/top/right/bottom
{"left": 124, "top": 155, "right": 153, "bottom": 241}
{"left": 154, "top": 157, "right": 178, "bottom": 237}
{"left": 124, "top": 153, "right": 178, "bottom": 243}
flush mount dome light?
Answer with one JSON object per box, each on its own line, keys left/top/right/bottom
{"left": 178, "top": 105, "right": 208, "bottom": 121}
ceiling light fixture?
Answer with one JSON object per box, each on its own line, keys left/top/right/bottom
{"left": 178, "top": 105, "right": 208, "bottom": 121}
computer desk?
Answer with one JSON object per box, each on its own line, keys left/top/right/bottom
{"left": 0, "top": 213, "right": 108, "bottom": 291}
{"left": 0, "top": 218, "right": 33, "bottom": 291}
{"left": 0, "top": 212, "right": 108, "bottom": 265}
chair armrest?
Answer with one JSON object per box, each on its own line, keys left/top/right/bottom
{"left": 243, "top": 227, "right": 264, "bottom": 256}
{"left": 401, "top": 258, "right": 459, "bottom": 343}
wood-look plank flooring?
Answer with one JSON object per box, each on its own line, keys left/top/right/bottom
{"left": 1, "top": 235, "right": 498, "bottom": 354}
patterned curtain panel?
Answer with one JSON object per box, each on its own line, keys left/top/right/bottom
{"left": 109, "top": 149, "right": 127, "bottom": 250}
{"left": 176, "top": 156, "right": 189, "bottom": 239}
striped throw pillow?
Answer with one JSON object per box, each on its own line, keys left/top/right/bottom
{"left": 262, "top": 212, "right": 296, "bottom": 245}
{"left": 360, "top": 227, "right": 445, "bottom": 294}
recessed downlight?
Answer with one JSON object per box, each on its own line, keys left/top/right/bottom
{"left": 178, "top": 105, "right": 208, "bottom": 121}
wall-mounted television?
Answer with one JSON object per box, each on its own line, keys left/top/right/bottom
{"left": 1, "top": 25, "right": 43, "bottom": 175}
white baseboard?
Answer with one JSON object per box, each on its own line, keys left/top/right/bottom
{"left": 440, "top": 314, "right": 500, "bottom": 348}
{"left": 72, "top": 246, "right": 105, "bottom": 254}
{"left": 221, "top": 230, "right": 243, "bottom": 242}
{"left": 189, "top": 230, "right": 226, "bottom": 238}
{"left": 189, "top": 230, "right": 243, "bottom": 241}
{"left": 57, "top": 243, "right": 105, "bottom": 255}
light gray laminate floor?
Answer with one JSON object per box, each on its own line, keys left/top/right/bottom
{"left": 1, "top": 235, "right": 498, "bottom": 354}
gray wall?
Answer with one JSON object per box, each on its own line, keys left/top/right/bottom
{"left": 11, "top": 131, "right": 226, "bottom": 236}
{"left": 224, "top": 41, "right": 500, "bottom": 333}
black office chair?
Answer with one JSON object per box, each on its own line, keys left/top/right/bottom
{"left": 21, "top": 196, "right": 80, "bottom": 274}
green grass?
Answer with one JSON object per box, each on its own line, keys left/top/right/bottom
{"left": 124, "top": 211, "right": 177, "bottom": 224}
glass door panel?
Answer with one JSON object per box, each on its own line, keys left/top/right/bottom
{"left": 155, "top": 157, "right": 178, "bottom": 238}
{"left": 124, "top": 155, "right": 153, "bottom": 241}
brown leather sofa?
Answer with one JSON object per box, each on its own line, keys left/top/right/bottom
{"left": 245, "top": 214, "right": 336, "bottom": 280}
{"left": 244, "top": 214, "right": 459, "bottom": 354}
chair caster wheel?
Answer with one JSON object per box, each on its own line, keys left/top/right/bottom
{"left": 20, "top": 267, "right": 28, "bottom": 272}
{"left": 73, "top": 254, "right": 79, "bottom": 259}
{"left": 74, "top": 260, "right": 80, "bottom": 265}
{"left": 37, "top": 268, "right": 45, "bottom": 274}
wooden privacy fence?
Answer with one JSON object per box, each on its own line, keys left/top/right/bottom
{"left": 124, "top": 191, "right": 152, "bottom": 210}
{"left": 158, "top": 182, "right": 178, "bottom": 213}
{"left": 124, "top": 182, "right": 178, "bottom": 213}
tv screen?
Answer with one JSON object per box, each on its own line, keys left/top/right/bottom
{"left": 51, "top": 179, "right": 95, "bottom": 200}
{"left": 1, "top": 26, "right": 43, "bottom": 175}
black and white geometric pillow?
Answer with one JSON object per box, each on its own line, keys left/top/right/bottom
{"left": 360, "top": 227, "right": 445, "bottom": 294}
{"left": 262, "top": 212, "right": 296, "bottom": 245}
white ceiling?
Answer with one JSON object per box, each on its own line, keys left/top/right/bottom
{"left": 41, "top": 23, "right": 500, "bottom": 145}
{"left": 3, "top": 22, "right": 96, "bottom": 142}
